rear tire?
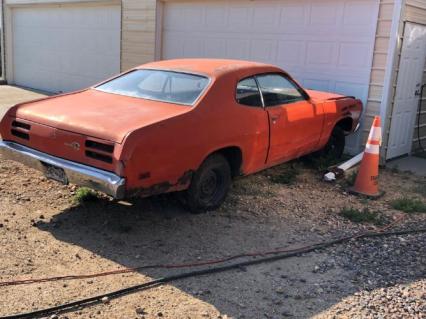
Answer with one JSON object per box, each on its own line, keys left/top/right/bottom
{"left": 185, "top": 154, "right": 231, "bottom": 213}
{"left": 322, "top": 126, "right": 346, "bottom": 159}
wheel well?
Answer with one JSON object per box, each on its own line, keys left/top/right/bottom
{"left": 335, "top": 117, "right": 353, "bottom": 134}
{"left": 213, "top": 147, "right": 243, "bottom": 178}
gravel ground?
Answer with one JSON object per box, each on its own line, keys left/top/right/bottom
{"left": 0, "top": 155, "right": 425, "bottom": 319}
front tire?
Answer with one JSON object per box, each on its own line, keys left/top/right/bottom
{"left": 322, "top": 126, "right": 346, "bottom": 159}
{"left": 185, "top": 154, "right": 231, "bottom": 213}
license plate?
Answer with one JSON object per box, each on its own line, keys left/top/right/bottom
{"left": 43, "top": 163, "right": 68, "bottom": 185}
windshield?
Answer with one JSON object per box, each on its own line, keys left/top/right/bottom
{"left": 96, "top": 70, "right": 210, "bottom": 105}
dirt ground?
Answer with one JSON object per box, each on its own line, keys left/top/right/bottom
{"left": 0, "top": 85, "right": 425, "bottom": 318}
{"left": 0, "top": 154, "right": 425, "bottom": 318}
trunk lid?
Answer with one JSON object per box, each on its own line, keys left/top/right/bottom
{"left": 2, "top": 116, "right": 121, "bottom": 173}
{"left": 9, "top": 89, "right": 192, "bottom": 143}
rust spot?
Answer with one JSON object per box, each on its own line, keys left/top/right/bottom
{"left": 128, "top": 170, "right": 194, "bottom": 198}
{"left": 139, "top": 172, "right": 151, "bottom": 180}
{"left": 177, "top": 170, "right": 194, "bottom": 186}
{"left": 128, "top": 182, "right": 173, "bottom": 198}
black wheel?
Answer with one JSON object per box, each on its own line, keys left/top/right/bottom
{"left": 322, "top": 126, "right": 346, "bottom": 159}
{"left": 185, "top": 154, "right": 231, "bottom": 213}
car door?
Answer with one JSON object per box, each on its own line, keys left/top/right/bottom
{"left": 256, "top": 73, "right": 324, "bottom": 165}
{"left": 235, "top": 76, "right": 270, "bottom": 173}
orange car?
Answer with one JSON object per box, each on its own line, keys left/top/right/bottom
{"left": 0, "top": 59, "right": 362, "bottom": 211}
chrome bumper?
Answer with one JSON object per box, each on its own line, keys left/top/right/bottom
{"left": 0, "top": 141, "right": 126, "bottom": 199}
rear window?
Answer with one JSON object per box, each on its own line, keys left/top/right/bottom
{"left": 96, "top": 69, "right": 210, "bottom": 106}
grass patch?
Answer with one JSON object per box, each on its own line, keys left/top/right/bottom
{"left": 270, "top": 166, "right": 300, "bottom": 185}
{"left": 233, "top": 176, "right": 275, "bottom": 197}
{"left": 344, "top": 171, "right": 357, "bottom": 187}
{"left": 303, "top": 153, "right": 351, "bottom": 172}
{"left": 73, "top": 187, "right": 99, "bottom": 204}
{"left": 339, "top": 207, "right": 382, "bottom": 225}
{"left": 412, "top": 181, "right": 426, "bottom": 198}
{"left": 390, "top": 197, "right": 426, "bottom": 213}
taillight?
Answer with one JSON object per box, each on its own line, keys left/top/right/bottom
{"left": 85, "top": 150, "right": 113, "bottom": 163}
{"left": 12, "top": 121, "right": 31, "bottom": 130}
{"left": 85, "top": 139, "right": 114, "bottom": 164}
{"left": 85, "top": 140, "right": 114, "bottom": 153}
{"left": 11, "top": 120, "right": 31, "bottom": 140}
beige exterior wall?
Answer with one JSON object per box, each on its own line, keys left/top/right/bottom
{"left": 405, "top": 0, "right": 426, "bottom": 152}
{"left": 121, "top": 0, "right": 156, "bottom": 71}
{"left": 361, "top": 0, "right": 395, "bottom": 155}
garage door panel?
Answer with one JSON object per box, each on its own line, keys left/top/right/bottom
{"left": 163, "top": 0, "right": 378, "bottom": 113}
{"left": 343, "top": 1, "right": 379, "bottom": 31}
{"left": 12, "top": 5, "right": 120, "bottom": 93}
{"left": 335, "top": 82, "right": 369, "bottom": 101}
{"left": 204, "top": 39, "right": 227, "bottom": 58}
{"left": 253, "top": 6, "right": 281, "bottom": 31}
{"left": 228, "top": 6, "right": 252, "bottom": 31}
{"left": 306, "top": 42, "right": 336, "bottom": 66}
{"left": 280, "top": 5, "right": 306, "bottom": 29}
{"left": 249, "top": 40, "right": 277, "bottom": 62}
{"left": 309, "top": 2, "right": 340, "bottom": 26}
{"left": 277, "top": 41, "right": 305, "bottom": 66}
{"left": 338, "top": 43, "right": 372, "bottom": 68}
{"left": 226, "top": 39, "right": 250, "bottom": 60}
{"left": 304, "top": 79, "right": 331, "bottom": 92}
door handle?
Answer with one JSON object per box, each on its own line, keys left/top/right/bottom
{"left": 271, "top": 115, "right": 281, "bottom": 123}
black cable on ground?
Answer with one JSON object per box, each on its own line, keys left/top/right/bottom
{"left": 1, "top": 227, "right": 426, "bottom": 319}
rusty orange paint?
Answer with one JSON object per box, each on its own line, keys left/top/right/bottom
{"left": 0, "top": 59, "right": 362, "bottom": 197}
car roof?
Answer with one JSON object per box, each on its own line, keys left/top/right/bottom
{"left": 136, "top": 59, "right": 282, "bottom": 78}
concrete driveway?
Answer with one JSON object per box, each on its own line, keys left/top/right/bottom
{"left": 0, "top": 85, "right": 48, "bottom": 119}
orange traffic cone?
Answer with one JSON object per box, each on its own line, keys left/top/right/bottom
{"left": 350, "top": 116, "right": 384, "bottom": 198}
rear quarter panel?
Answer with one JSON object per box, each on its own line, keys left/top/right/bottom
{"left": 120, "top": 73, "right": 270, "bottom": 196}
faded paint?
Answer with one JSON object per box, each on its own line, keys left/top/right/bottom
{"left": 0, "top": 59, "right": 362, "bottom": 198}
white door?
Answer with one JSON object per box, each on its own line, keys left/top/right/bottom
{"left": 387, "top": 23, "right": 426, "bottom": 160}
{"left": 161, "top": 0, "right": 379, "bottom": 153}
{"left": 11, "top": 4, "right": 121, "bottom": 93}
{"left": 0, "top": 2, "right": 4, "bottom": 80}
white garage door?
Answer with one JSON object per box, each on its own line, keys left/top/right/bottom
{"left": 12, "top": 5, "right": 121, "bottom": 93}
{"left": 162, "top": 0, "right": 378, "bottom": 106}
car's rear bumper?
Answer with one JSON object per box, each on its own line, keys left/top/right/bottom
{"left": 0, "top": 141, "right": 126, "bottom": 199}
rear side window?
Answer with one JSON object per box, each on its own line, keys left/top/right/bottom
{"left": 256, "top": 74, "right": 306, "bottom": 106}
{"left": 236, "top": 77, "right": 262, "bottom": 107}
